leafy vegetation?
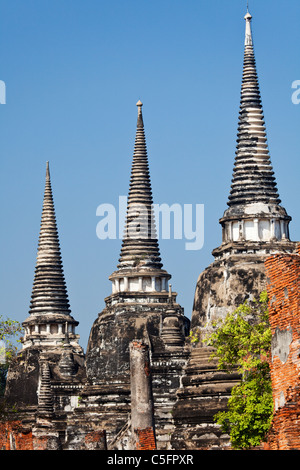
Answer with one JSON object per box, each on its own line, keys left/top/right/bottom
{"left": 187, "top": 329, "right": 200, "bottom": 345}
{"left": 0, "top": 316, "right": 23, "bottom": 397}
{"left": 204, "top": 291, "right": 273, "bottom": 449}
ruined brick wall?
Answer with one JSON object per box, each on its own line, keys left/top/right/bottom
{"left": 84, "top": 430, "right": 107, "bottom": 450}
{"left": 0, "top": 419, "right": 107, "bottom": 450}
{"left": 0, "top": 421, "right": 33, "bottom": 450}
{"left": 0, "top": 420, "right": 62, "bottom": 450}
{"left": 265, "top": 245, "right": 300, "bottom": 450}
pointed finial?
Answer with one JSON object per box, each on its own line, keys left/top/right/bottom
{"left": 136, "top": 100, "right": 143, "bottom": 127}
{"left": 46, "top": 161, "right": 50, "bottom": 178}
{"left": 244, "top": 3, "right": 252, "bottom": 20}
{"left": 244, "top": 3, "right": 253, "bottom": 45}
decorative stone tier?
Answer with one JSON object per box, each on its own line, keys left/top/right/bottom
{"left": 109, "top": 268, "right": 171, "bottom": 295}
{"left": 22, "top": 316, "right": 80, "bottom": 349}
{"left": 76, "top": 383, "right": 131, "bottom": 447}
{"left": 150, "top": 346, "right": 190, "bottom": 450}
{"left": 220, "top": 203, "right": 291, "bottom": 246}
{"left": 170, "top": 346, "right": 240, "bottom": 450}
{"left": 213, "top": 239, "right": 297, "bottom": 260}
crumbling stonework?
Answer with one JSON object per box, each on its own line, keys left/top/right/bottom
{"left": 4, "top": 346, "right": 86, "bottom": 412}
{"left": 265, "top": 245, "right": 300, "bottom": 450}
{"left": 0, "top": 418, "right": 107, "bottom": 450}
{"left": 0, "top": 421, "right": 33, "bottom": 451}
{"left": 170, "top": 346, "right": 240, "bottom": 450}
{"left": 192, "top": 241, "right": 297, "bottom": 340}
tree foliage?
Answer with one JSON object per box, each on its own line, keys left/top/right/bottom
{"left": 0, "top": 316, "right": 23, "bottom": 397}
{"left": 204, "top": 291, "right": 273, "bottom": 449}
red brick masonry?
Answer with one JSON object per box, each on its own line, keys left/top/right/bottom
{"left": 0, "top": 420, "right": 107, "bottom": 450}
{"left": 0, "top": 421, "right": 33, "bottom": 450}
{"left": 136, "top": 427, "right": 156, "bottom": 450}
{"left": 265, "top": 245, "right": 300, "bottom": 450}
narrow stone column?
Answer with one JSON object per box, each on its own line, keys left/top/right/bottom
{"left": 129, "top": 340, "right": 156, "bottom": 449}
{"left": 270, "top": 219, "right": 275, "bottom": 239}
{"left": 280, "top": 220, "right": 286, "bottom": 239}
{"left": 254, "top": 218, "right": 259, "bottom": 241}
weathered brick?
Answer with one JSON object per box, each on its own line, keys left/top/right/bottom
{"left": 136, "top": 427, "right": 156, "bottom": 450}
{"left": 265, "top": 246, "right": 300, "bottom": 450}
{"left": 0, "top": 421, "right": 33, "bottom": 450}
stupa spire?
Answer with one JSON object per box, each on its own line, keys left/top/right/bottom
{"left": 192, "top": 6, "right": 297, "bottom": 357}
{"left": 218, "top": 9, "right": 292, "bottom": 246}
{"left": 227, "top": 9, "right": 280, "bottom": 207}
{"left": 22, "top": 162, "right": 80, "bottom": 349}
{"left": 108, "top": 101, "right": 171, "bottom": 296}
{"left": 117, "top": 101, "right": 162, "bottom": 270}
{"left": 29, "top": 162, "right": 71, "bottom": 316}
{"left": 244, "top": 7, "right": 252, "bottom": 46}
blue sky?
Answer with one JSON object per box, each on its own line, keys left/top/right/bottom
{"left": 0, "top": 0, "right": 299, "bottom": 350}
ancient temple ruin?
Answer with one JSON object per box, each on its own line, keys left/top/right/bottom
{"left": 191, "top": 9, "right": 297, "bottom": 338}
{"left": 1, "top": 9, "right": 299, "bottom": 451}
{"left": 4, "top": 162, "right": 86, "bottom": 410}
{"left": 79, "top": 100, "right": 190, "bottom": 448}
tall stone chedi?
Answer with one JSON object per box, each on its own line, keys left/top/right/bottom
{"left": 192, "top": 10, "right": 298, "bottom": 335}
{"left": 22, "top": 162, "right": 81, "bottom": 350}
{"left": 84, "top": 101, "right": 189, "bottom": 444}
{"left": 5, "top": 162, "right": 85, "bottom": 410}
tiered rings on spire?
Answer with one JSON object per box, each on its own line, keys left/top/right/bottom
{"left": 29, "top": 162, "right": 71, "bottom": 316}
{"left": 117, "top": 101, "right": 162, "bottom": 270}
{"left": 109, "top": 101, "right": 171, "bottom": 297}
{"left": 218, "top": 9, "right": 292, "bottom": 247}
{"left": 228, "top": 12, "right": 280, "bottom": 207}
{"left": 22, "top": 162, "right": 80, "bottom": 349}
